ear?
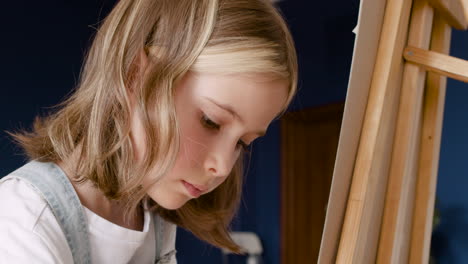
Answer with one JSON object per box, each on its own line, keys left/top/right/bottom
{"left": 139, "top": 48, "right": 149, "bottom": 69}
{"left": 127, "top": 49, "right": 150, "bottom": 94}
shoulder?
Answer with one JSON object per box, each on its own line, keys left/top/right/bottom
{"left": 0, "top": 176, "right": 49, "bottom": 228}
{"left": 0, "top": 175, "right": 72, "bottom": 263}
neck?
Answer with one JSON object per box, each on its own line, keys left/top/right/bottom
{"left": 56, "top": 156, "right": 144, "bottom": 231}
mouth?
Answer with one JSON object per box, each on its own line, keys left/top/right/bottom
{"left": 181, "top": 180, "right": 206, "bottom": 198}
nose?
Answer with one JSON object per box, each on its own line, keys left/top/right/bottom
{"left": 204, "top": 141, "right": 238, "bottom": 178}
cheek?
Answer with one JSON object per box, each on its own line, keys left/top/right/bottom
{"left": 175, "top": 119, "right": 209, "bottom": 170}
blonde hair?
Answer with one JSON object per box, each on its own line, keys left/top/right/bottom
{"left": 11, "top": 0, "right": 297, "bottom": 252}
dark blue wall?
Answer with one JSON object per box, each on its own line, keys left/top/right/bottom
{"left": 432, "top": 29, "right": 468, "bottom": 264}
{"left": 0, "top": 1, "right": 358, "bottom": 264}
{"left": 0, "top": 0, "right": 116, "bottom": 175}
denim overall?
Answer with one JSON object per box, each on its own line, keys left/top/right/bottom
{"left": 6, "top": 161, "right": 174, "bottom": 264}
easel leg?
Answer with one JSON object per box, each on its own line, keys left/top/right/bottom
{"left": 409, "top": 13, "right": 451, "bottom": 264}
{"left": 377, "top": 0, "right": 434, "bottom": 262}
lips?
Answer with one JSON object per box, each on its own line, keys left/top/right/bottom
{"left": 189, "top": 183, "right": 208, "bottom": 193}
{"left": 182, "top": 180, "right": 207, "bottom": 198}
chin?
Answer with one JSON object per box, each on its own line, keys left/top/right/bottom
{"left": 157, "top": 200, "right": 187, "bottom": 210}
{"left": 148, "top": 191, "right": 189, "bottom": 210}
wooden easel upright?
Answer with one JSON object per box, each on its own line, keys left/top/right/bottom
{"left": 319, "top": 0, "right": 468, "bottom": 263}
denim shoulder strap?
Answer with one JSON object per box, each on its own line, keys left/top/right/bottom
{"left": 154, "top": 214, "right": 177, "bottom": 264}
{"left": 154, "top": 214, "right": 165, "bottom": 263}
{"left": 10, "top": 161, "right": 91, "bottom": 264}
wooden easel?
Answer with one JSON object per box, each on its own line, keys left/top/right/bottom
{"left": 318, "top": 0, "right": 468, "bottom": 263}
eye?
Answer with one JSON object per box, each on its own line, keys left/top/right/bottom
{"left": 201, "top": 114, "right": 220, "bottom": 130}
{"left": 201, "top": 112, "right": 250, "bottom": 152}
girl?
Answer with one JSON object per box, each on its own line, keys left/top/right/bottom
{"left": 0, "top": 0, "right": 297, "bottom": 263}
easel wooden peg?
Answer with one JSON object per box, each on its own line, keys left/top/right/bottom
{"left": 404, "top": 46, "right": 468, "bottom": 83}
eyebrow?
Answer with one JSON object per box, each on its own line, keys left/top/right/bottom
{"left": 203, "top": 97, "right": 266, "bottom": 137}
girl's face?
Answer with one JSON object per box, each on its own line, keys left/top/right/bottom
{"left": 132, "top": 72, "right": 288, "bottom": 210}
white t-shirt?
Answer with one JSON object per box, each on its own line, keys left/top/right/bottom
{"left": 0, "top": 176, "right": 177, "bottom": 264}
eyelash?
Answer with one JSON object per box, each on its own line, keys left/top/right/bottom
{"left": 200, "top": 114, "right": 250, "bottom": 152}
